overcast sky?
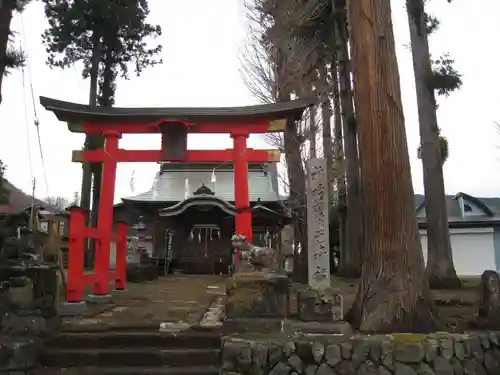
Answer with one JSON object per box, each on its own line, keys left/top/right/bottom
{"left": 0, "top": 0, "right": 499, "bottom": 204}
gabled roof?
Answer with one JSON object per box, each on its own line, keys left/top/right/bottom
{"left": 0, "top": 179, "right": 64, "bottom": 215}
{"left": 414, "top": 192, "right": 500, "bottom": 224}
{"left": 159, "top": 195, "right": 237, "bottom": 217}
{"left": 453, "top": 192, "right": 494, "bottom": 216}
{"left": 158, "top": 182, "right": 289, "bottom": 218}
{"left": 122, "top": 162, "right": 281, "bottom": 203}
{"left": 158, "top": 196, "right": 290, "bottom": 219}
{"left": 39, "top": 96, "right": 316, "bottom": 128}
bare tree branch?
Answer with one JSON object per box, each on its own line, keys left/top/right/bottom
{"left": 44, "top": 196, "right": 71, "bottom": 210}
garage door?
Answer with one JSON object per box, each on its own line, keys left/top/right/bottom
{"left": 420, "top": 227, "right": 496, "bottom": 276}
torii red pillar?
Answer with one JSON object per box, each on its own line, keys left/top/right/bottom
{"left": 93, "top": 130, "right": 120, "bottom": 296}
{"left": 232, "top": 132, "right": 252, "bottom": 243}
{"left": 66, "top": 206, "right": 86, "bottom": 302}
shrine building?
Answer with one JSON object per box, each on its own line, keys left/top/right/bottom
{"left": 113, "top": 161, "right": 290, "bottom": 274}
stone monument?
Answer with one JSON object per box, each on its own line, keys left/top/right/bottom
{"left": 306, "top": 158, "right": 330, "bottom": 290}
{"left": 296, "top": 158, "right": 343, "bottom": 323}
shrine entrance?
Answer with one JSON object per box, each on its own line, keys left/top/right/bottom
{"left": 184, "top": 224, "right": 225, "bottom": 274}
{"left": 40, "top": 96, "right": 313, "bottom": 304}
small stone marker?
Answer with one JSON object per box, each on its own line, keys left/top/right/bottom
{"left": 200, "top": 295, "right": 225, "bottom": 328}
{"left": 126, "top": 252, "right": 141, "bottom": 264}
{"left": 126, "top": 248, "right": 158, "bottom": 282}
{"left": 476, "top": 270, "right": 500, "bottom": 329}
{"left": 306, "top": 158, "right": 331, "bottom": 291}
{"left": 159, "top": 321, "right": 190, "bottom": 332}
{"left": 296, "top": 286, "right": 344, "bottom": 322}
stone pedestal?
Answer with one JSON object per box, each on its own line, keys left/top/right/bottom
{"left": 2, "top": 309, "right": 51, "bottom": 336}
{"left": 226, "top": 272, "right": 290, "bottom": 319}
{"left": 86, "top": 293, "right": 113, "bottom": 305}
{"left": 297, "top": 286, "right": 343, "bottom": 322}
{"left": 1, "top": 266, "right": 60, "bottom": 336}
{"left": 0, "top": 337, "right": 39, "bottom": 373}
{"left": 126, "top": 252, "right": 158, "bottom": 283}
{"left": 59, "top": 301, "right": 87, "bottom": 316}
{"left": 30, "top": 265, "right": 60, "bottom": 327}
{"left": 0, "top": 265, "right": 60, "bottom": 373}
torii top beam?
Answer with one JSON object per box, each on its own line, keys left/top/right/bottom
{"left": 39, "top": 96, "right": 316, "bottom": 134}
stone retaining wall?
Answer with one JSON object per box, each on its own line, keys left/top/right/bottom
{"left": 221, "top": 332, "right": 500, "bottom": 375}
{"left": 0, "top": 267, "right": 60, "bottom": 373}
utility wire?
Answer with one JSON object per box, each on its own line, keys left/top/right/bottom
{"left": 20, "top": 14, "right": 50, "bottom": 197}
{"left": 21, "top": 65, "right": 34, "bottom": 185}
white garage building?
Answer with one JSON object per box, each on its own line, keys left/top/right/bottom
{"left": 416, "top": 192, "right": 500, "bottom": 276}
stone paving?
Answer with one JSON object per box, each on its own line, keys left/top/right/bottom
{"left": 62, "top": 275, "right": 226, "bottom": 330}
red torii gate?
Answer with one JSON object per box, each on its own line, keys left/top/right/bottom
{"left": 40, "top": 96, "right": 313, "bottom": 303}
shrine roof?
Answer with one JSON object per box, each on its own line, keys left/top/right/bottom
{"left": 158, "top": 196, "right": 290, "bottom": 219}
{"left": 156, "top": 182, "right": 289, "bottom": 218}
{"left": 122, "top": 162, "right": 282, "bottom": 203}
{"left": 39, "top": 96, "right": 315, "bottom": 127}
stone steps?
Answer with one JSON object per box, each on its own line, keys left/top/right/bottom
{"left": 40, "top": 329, "right": 222, "bottom": 373}
{"left": 38, "top": 365, "right": 220, "bottom": 375}
{"left": 45, "top": 330, "right": 222, "bottom": 349}
{"left": 41, "top": 347, "right": 220, "bottom": 367}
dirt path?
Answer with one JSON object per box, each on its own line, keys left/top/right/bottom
{"left": 60, "top": 274, "right": 480, "bottom": 331}
{"left": 62, "top": 275, "right": 226, "bottom": 330}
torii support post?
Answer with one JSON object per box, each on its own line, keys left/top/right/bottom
{"left": 232, "top": 133, "right": 252, "bottom": 243}
{"left": 67, "top": 206, "right": 86, "bottom": 303}
{"left": 92, "top": 131, "right": 120, "bottom": 296}
{"left": 115, "top": 221, "right": 128, "bottom": 290}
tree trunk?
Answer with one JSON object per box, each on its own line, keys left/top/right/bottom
{"left": 336, "top": 9, "right": 362, "bottom": 278}
{"left": 81, "top": 32, "right": 100, "bottom": 214}
{"left": 82, "top": 31, "right": 100, "bottom": 267}
{"left": 90, "top": 43, "right": 115, "bottom": 243}
{"left": 330, "top": 58, "right": 347, "bottom": 277}
{"left": 345, "top": 0, "right": 437, "bottom": 332}
{"left": 90, "top": 166, "right": 101, "bottom": 226}
{"left": 275, "top": 37, "right": 308, "bottom": 282}
{"left": 406, "top": 0, "right": 461, "bottom": 289}
{"left": 0, "top": 0, "right": 14, "bottom": 104}
{"left": 284, "top": 116, "right": 308, "bottom": 283}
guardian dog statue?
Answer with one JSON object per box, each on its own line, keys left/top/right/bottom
{"left": 231, "top": 234, "right": 279, "bottom": 272}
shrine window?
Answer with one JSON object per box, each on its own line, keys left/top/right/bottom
{"left": 462, "top": 201, "right": 485, "bottom": 216}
